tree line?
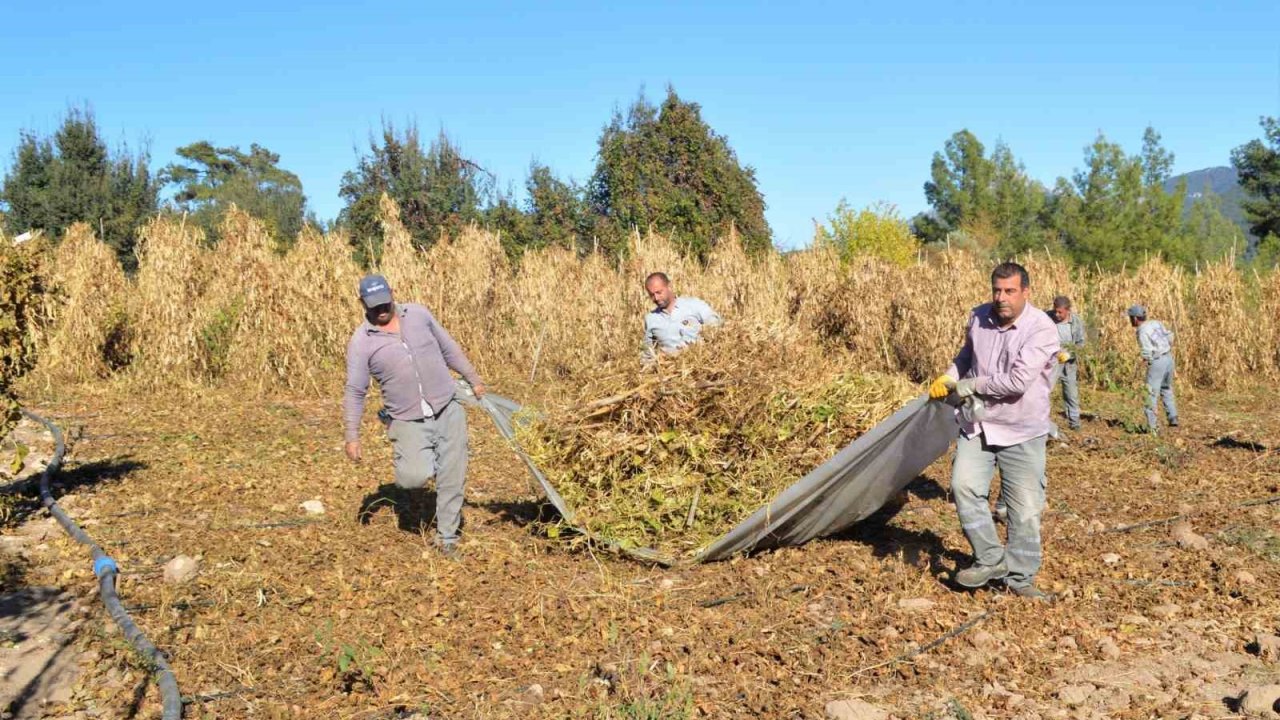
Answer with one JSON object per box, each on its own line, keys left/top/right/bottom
{"left": 3, "top": 93, "right": 1279, "bottom": 271}
{"left": 912, "top": 125, "right": 1278, "bottom": 268}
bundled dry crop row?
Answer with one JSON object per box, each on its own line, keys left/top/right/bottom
{"left": 514, "top": 327, "right": 920, "bottom": 557}
{"left": 0, "top": 233, "right": 44, "bottom": 440}
{"left": 21, "top": 198, "right": 1280, "bottom": 396}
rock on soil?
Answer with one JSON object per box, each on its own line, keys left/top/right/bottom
{"left": 897, "top": 598, "right": 935, "bottom": 612}
{"left": 1098, "top": 637, "right": 1122, "bottom": 660}
{"left": 1056, "top": 684, "right": 1094, "bottom": 707}
{"left": 163, "top": 555, "right": 200, "bottom": 584}
{"left": 299, "top": 499, "right": 325, "bottom": 515}
{"left": 1238, "top": 684, "right": 1280, "bottom": 717}
{"left": 1171, "top": 521, "right": 1209, "bottom": 551}
{"left": 1251, "top": 634, "right": 1280, "bottom": 661}
{"left": 519, "top": 683, "right": 544, "bottom": 705}
{"left": 825, "top": 698, "right": 889, "bottom": 720}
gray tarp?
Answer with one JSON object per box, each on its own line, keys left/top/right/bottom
{"left": 460, "top": 383, "right": 958, "bottom": 565}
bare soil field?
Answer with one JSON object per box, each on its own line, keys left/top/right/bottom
{"left": 4, "top": 383, "right": 1280, "bottom": 719}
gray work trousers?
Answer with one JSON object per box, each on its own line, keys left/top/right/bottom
{"left": 952, "top": 432, "right": 1047, "bottom": 589}
{"left": 1052, "top": 361, "right": 1081, "bottom": 427}
{"left": 386, "top": 401, "right": 469, "bottom": 544}
{"left": 1144, "top": 353, "right": 1178, "bottom": 431}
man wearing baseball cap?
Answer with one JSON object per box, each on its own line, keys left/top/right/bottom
{"left": 1128, "top": 304, "right": 1178, "bottom": 434}
{"left": 343, "top": 274, "right": 486, "bottom": 559}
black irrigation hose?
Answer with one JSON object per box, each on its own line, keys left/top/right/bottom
{"left": 22, "top": 409, "right": 183, "bottom": 720}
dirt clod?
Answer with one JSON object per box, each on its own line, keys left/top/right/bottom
{"left": 1056, "top": 684, "right": 1094, "bottom": 707}
{"left": 1238, "top": 685, "right": 1280, "bottom": 717}
{"left": 162, "top": 555, "right": 199, "bottom": 584}
{"left": 897, "top": 598, "right": 935, "bottom": 612}
{"left": 825, "top": 698, "right": 889, "bottom": 720}
{"left": 1171, "top": 521, "right": 1209, "bottom": 551}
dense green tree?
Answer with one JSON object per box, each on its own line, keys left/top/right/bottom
{"left": 339, "top": 123, "right": 493, "bottom": 260}
{"left": 481, "top": 186, "right": 533, "bottom": 258}
{"left": 161, "top": 141, "right": 308, "bottom": 247}
{"left": 922, "top": 130, "right": 995, "bottom": 239}
{"left": 1140, "top": 126, "right": 1176, "bottom": 187}
{"left": 0, "top": 108, "right": 157, "bottom": 267}
{"left": 1230, "top": 116, "right": 1280, "bottom": 263}
{"left": 525, "top": 162, "right": 593, "bottom": 252}
{"left": 919, "top": 131, "right": 1047, "bottom": 257}
{"left": 588, "top": 87, "right": 770, "bottom": 257}
{"left": 988, "top": 143, "right": 1049, "bottom": 256}
{"left": 1050, "top": 129, "right": 1186, "bottom": 269}
{"left": 481, "top": 164, "right": 597, "bottom": 259}
{"left": 1182, "top": 189, "right": 1244, "bottom": 263}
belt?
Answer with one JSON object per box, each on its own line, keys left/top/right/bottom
{"left": 404, "top": 396, "right": 454, "bottom": 422}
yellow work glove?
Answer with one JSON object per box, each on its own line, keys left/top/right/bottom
{"left": 1057, "top": 351, "right": 1071, "bottom": 363}
{"left": 929, "top": 375, "right": 956, "bottom": 400}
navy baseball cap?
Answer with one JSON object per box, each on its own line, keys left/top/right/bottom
{"left": 358, "top": 274, "right": 393, "bottom": 309}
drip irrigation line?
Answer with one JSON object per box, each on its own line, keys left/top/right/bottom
{"left": 22, "top": 409, "right": 183, "bottom": 719}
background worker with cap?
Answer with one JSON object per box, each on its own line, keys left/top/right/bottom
{"left": 1128, "top": 304, "right": 1178, "bottom": 434}
{"left": 343, "top": 274, "right": 486, "bottom": 559}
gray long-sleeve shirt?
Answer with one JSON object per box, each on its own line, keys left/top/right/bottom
{"left": 1136, "top": 319, "right": 1174, "bottom": 361}
{"left": 343, "top": 303, "right": 482, "bottom": 442}
{"left": 1055, "top": 313, "right": 1086, "bottom": 354}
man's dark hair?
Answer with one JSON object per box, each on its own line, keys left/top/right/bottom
{"left": 645, "top": 272, "right": 671, "bottom": 286}
{"left": 1052, "top": 295, "right": 1071, "bottom": 309}
{"left": 991, "top": 262, "right": 1030, "bottom": 289}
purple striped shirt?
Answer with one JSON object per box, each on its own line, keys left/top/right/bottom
{"left": 946, "top": 302, "right": 1060, "bottom": 446}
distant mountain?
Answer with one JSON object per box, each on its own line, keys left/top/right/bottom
{"left": 1166, "top": 166, "right": 1254, "bottom": 240}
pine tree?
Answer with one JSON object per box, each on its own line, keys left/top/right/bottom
{"left": 161, "top": 142, "right": 308, "bottom": 247}
{"left": 0, "top": 108, "right": 157, "bottom": 267}
{"left": 1231, "top": 116, "right": 1280, "bottom": 263}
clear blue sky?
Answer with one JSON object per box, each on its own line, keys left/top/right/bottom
{"left": 2, "top": 0, "right": 1278, "bottom": 249}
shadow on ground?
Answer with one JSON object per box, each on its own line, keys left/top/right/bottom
{"left": 477, "top": 498, "right": 560, "bottom": 528}
{"left": 827, "top": 475, "right": 969, "bottom": 586}
{"left": 0, "top": 587, "right": 79, "bottom": 719}
{"left": 1, "top": 457, "right": 146, "bottom": 531}
{"left": 357, "top": 484, "right": 440, "bottom": 535}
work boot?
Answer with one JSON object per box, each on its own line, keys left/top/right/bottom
{"left": 1007, "top": 584, "right": 1054, "bottom": 602}
{"left": 955, "top": 560, "right": 1008, "bottom": 588}
{"left": 436, "top": 541, "right": 462, "bottom": 561}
